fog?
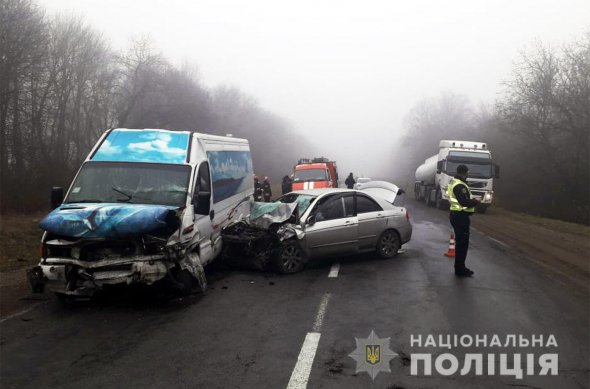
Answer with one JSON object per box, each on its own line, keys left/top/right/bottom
{"left": 37, "top": 0, "right": 589, "bottom": 178}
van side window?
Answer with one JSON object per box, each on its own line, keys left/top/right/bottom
{"left": 195, "top": 162, "right": 211, "bottom": 193}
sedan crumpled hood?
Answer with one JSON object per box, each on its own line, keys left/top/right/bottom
{"left": 39, "top": 203, "right": 181, "bottom": 239}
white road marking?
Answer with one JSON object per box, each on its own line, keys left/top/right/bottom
{"left": 489, "top": 237, "right": 510, "bottom": 249}
{"left": 286, "top": 293, "right": 331, "bottom": 389}
{"left": 0, "top": 301, "right": 47, "bottom": 324}
{"left": 286, "top": 332, "right": 321, "bottom": 389}
{"left": 312, "top": 293, "right": 331, "bottom": 332}
{"left": 328, "top": 263, "right": 340, "bottom": 278}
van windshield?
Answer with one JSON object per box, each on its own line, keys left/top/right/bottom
{"left": 65, "top": 162, "right": 191, "bottom": 207}
{"left": 294, "top": 168, "right": 328, "bottom": 182}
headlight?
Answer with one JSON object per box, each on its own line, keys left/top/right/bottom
{"left": 484, "top": 192, "right": 493, "bottom": 202}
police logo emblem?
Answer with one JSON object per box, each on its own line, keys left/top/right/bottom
{"left": 349, "top": 330, "right": 397, "bottom": 380}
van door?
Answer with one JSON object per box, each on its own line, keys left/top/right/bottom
{"left": 193, "top": 162, "right": 214, "bottom": 264}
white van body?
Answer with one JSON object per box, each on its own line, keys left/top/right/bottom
{"left": 35, "top": 129, "right": 254, "bottom": 296}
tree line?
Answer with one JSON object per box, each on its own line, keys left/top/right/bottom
{"left": 0, "top": 0, "right": 312, "bottom": 212}
{"left": 393, "top": 33, "right": 590, "bottom": 224}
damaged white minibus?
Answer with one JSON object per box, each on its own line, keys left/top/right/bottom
{"left": 29, "top": 128, "right": 254, "bottom": 298}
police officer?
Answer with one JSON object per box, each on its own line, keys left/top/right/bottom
{"left": 447, "top": 164, "right": 480, "bottom": 277}
{"left": 262, "top": 176, "right": 272, "bottom": 202}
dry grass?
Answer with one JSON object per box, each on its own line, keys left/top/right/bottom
{"left": 0, "top": 213, "right": 44, "bottom": 272}
{"left": 489, "top": 207, "right": 590, "bottom": 238}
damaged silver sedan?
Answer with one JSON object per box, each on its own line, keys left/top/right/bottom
{"left": 222, "top": 181, "right": 412, "bottom": 274}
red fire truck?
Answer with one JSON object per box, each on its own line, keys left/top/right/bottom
{"left": 292, "top": 157, "right": 339, "bottom": 190}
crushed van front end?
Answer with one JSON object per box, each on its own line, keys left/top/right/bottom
{"left": 30, "top": 203, "right": 205, "bottom": 297}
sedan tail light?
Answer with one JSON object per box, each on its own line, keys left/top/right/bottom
{"left": 405, "top": 209, "right": 410, "bottom": 221}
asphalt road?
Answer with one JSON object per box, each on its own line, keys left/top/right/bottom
{"left": 1, "top": 200, "right": 588, "bottom": 389}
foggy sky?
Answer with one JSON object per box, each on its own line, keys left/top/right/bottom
{"left": 37, "top": 0, "right": 590, "bottom": 179}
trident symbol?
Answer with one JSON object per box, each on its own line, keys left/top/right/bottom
{"left": 366, "top": 345, "right": 380, "bottom": 365}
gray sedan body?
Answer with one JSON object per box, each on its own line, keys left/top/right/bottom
{"left": 277, "top": 184, "right": 412, "bottom": 263}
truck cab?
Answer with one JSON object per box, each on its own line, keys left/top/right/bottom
{"left": 415, "top": 140, "right": 499, "bottom": 212}
{"left": 436, "top": 141, "right": 498, "bottom": 212}
{"left": 292, "top": 157, "right": 339, "bottom": 190}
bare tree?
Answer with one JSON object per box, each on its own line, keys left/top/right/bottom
{"left": 497, "top": 35, "right": 590, "bottom": 220}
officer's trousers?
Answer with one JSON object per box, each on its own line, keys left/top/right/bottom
{"left": 450, "top": 211, "right": 471, "bottom": 270}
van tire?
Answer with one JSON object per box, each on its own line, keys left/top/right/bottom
{"left": 273, "top": 240, "right": 305, "bottom": 274}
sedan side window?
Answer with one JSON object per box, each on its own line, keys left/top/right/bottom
{"left": 315, "top": 195, "right": 344, "bottom": 222}
{"left": 343, "top": 193, "right": 355, "bottom": 217}
{"left": 356, "top": 194, "right": 382, "bottom": 213}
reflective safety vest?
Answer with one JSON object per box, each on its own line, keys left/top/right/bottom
{"left": 447, "top": 178, "right": 475, "bottom": 213}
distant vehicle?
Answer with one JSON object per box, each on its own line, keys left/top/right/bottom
{"left": 292, "top": 157, "right": 339, "bottom": 190}
{"left": 414, "top": 140, "right": 499, "bottom": 213}
{"left": 31, "top": 128, "right": 254, "bottom": 299}
{"left": 273, "top": 181, "right": 412, "bottom": 273}
{"left": 354, "top": 177, "right": 372, "bottom": 190}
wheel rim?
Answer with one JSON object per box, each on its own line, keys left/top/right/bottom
{"left": 380, "top": 232, "right": 398, "bottom": 256}
{"left": 282, "top": 245, "right": 302, "bottom": 271}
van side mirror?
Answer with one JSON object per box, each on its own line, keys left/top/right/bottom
{"left": 436, "top": 160, "right": 443, "bottom": 174}
{"left": 194, "top": 191, "right": 211, "bottom": 215}
{"left": 51, "top": 187, "right": 63, "bottom": 209}
{"left": 494, "top": 164, "right": 500, "bottom": 179}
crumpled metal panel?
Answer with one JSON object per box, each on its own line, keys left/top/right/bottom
{"left": 39, "top": 203, "right": 180, "bottom": 239}
{"left": 249, "top": 202, "right": 297, "bottom": 229}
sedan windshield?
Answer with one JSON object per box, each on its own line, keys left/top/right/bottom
{"left": 294, "top": 168, "right": 328, "bottom": 182}
{"left": 65, "top": 162, "right": 191, "bottom": 207}
{"left": 276, "top": 193, "right": 316, "bottom": 215}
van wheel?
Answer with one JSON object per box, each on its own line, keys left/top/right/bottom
{"left": 377, "top": 230, "right": 400, "bottom": 259}
{"left": 273, "top": 240, "right": 305, "bottom": 274}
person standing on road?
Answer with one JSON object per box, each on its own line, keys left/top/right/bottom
{"left": 448, "top": 165, "right": 480, "bottom": 277}
{"left": 281, "top": 175, "right": 292, "bottom": 195}
{"left": 254, "top": 175, "right": 263, "bottom": 201}
{"left": 263, "top": 176, "right": 272, "bottom": 202}
{"left": 345, "top": 173, "right": 356, "bottom": 189}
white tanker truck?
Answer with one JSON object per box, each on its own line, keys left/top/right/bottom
{"left": 414, "top": 140, "right": 499, "bottom": 213}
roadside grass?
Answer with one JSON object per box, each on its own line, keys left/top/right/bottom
{"left": 0, "top": 213, "right": 43, "bottom": 272}
{"left": 488, "top": 206, "right": 590, "bottom": 237}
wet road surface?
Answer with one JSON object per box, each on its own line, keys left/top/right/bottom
{"left": 1, "top": 200, "right": 588, "bottom": 388}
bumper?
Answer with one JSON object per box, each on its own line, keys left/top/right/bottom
{"left": 37, "top": 256, "right": 170, "bottom": 296}
{"left": 399, "top": 223, "right": 413, "bottom": 245}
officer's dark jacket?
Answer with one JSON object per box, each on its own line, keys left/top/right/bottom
{"left": 452, "top": 175, "right": 479, "bottom": 208}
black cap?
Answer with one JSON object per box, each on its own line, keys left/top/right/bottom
{"left": 457, "top": 165, "right": 469, "bottom": 174}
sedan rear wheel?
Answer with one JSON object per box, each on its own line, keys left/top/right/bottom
{"left": 274, "top": 240, "right": 305, "bottom": 274}
{"left": 377, "top": 230, "right": 400, "bottom": 259}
